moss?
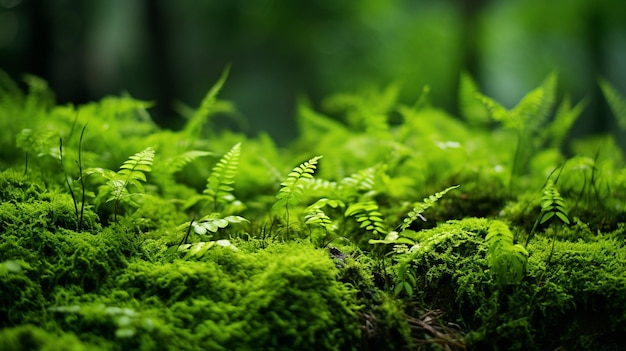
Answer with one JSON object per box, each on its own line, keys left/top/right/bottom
{"left": 0, "top": 324, "right": 105, "bottom": 351}
{"left": 107, "top": 241, "right": 362, "bottom": 350}
{"left": 398, "top": 217, "right": 626, "bottom": 350}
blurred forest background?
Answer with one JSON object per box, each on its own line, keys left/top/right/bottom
{"left": 1, "top": 0, "right": 626, "bottom": 143}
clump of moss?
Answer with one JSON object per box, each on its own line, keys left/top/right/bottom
{"left": 0, "top": 324, "right": 105, "bottom": 351}
{"left": 399, "top": 217, "right": 626, "bottom": 350}
{"left": 107, "top": 241, "right": 363, "bottom": 350}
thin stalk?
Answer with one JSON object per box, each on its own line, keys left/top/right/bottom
{"left": 60, "top": 137, "right": 79, "bottom": 230}
{"left": 78, "top": 125, "right": 87, "bottom": 231}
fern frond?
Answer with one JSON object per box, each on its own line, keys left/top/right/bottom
{"left": 86, "top": 147, "right": 155, "bottom": 222}
{"left": 204, "top": 143, "right": 241, "bottom": 212}
{"left": 162, "top": 150, "right": 213, "bottom": 174}
{"left": 339, "top": 167, "right": 377, "bottom": 199}
{"left": 546, "top": 96, "right": 588, "bottom": 148}
{"left": 179, "top": 214, "right": 249, "bottom": 236}
{"left": 304, "top": 198, "right": 344, "bottom": 231}
{"left": 599, "top": 78, "right": 626, "bottom": 130}
{"left": 485, "top": 220, "right": 528, "bottom": 287}
{"left": 539, "top": 180, "right": 570, "bottom": 226}
{"left": 400, "top": 185, "right": 459, "bottom": 231}
{"left": 171, "top": 240, "right": 238, "bottom": 260}
{"left": 273, "top": 155, "right": 322, "bottom": 212}
{"left": 512, "top": 72, "right": 557, "bottom": 135}
{"left": 458, "top": 72, "right": 489, "bottom": 126}
{"left": 273, "top": 156, "right": 322, "bottom": 237}
{"left": 345, "top": 200, "right": 387, "bottom": 237}
{"left": 184, "top": 64, "right": 231, "bottom": 139}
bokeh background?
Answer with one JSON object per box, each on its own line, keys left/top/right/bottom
{"left": 1, "top": 0, "right": 626, "bottom": 142}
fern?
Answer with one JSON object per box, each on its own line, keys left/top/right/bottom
{"left": 345, "top": 200, "right": 387, "bottom": 237}
{"left": 184, "top": 64, "right": 231, "bottom": 140}
{"left": 161, "top": 150, "right": 214, "bottom": 174}
{"left": 599, "top": 78, "right": 626, "bottom": 131}
{"left": 87, "top": 147, "right": 155, "bottom": 223}
{"left": 399, "top": 185, "right": 459, "bottom": 231}
{"left": 485, "top": 220, "right": 528, "bottom": 287}
{"left": 203, "top": 143, "right": 241, "bottom": 212}
{"left": 179, "top": 214, "right": 249, "bottom": 237}
{"left": 476, "top": 73, "right": 558, "bottom": 189}
{"left": 172, "top": 240, "right": 238, "bottom": 260}
{"left": 526, "top": 178, "right": 570, "bottom": 247}
{"left": 304, "top": 198, "right": 344, "bottom": 231}
{"left": 15, "top": 128, "right": 59, "bottom": 175}
{"left": 545, "top": 96, "right": 588, "bottom": 148}
{"left": 273, "top": 155, "right": 322, "bottom": 237}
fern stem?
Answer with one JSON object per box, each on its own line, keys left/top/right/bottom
{"left": 60, "top": 137, "right": 79, "bottom": 231}
{"left": 78, "top": 125, "right": 87, "bottom": 231}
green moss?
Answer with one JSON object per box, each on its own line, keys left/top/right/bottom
{"left": 92, "top": 241, "right": 363, "bottom": 350}
{"left": 399, "top": 217, "right": 626, "bottom": 350}
{"left": 0, "top": 325, "right": 104, "bottom": 351}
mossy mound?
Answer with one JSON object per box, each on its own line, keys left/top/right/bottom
{"left": 403, "top": 218, "right": 626, "bottom": 351}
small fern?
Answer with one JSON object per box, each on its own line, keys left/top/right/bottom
{"left": 86, "top": 147, "right": 155, "bottom": 222}
{"left": 345, "top": 200, "right": 387, "bottom": 237}
{"left": 179, "top": 214, "right": 249, "bottom": 237}
{"left": 485, "top": 220, "right": 528, "bottom": 287}
{"left": 273, "top": 155, "right": 322, "bottom": 237}
{"left": 399, "top": 185, "right": 459, "bottom": 231}
{"left": 184, "top": 64, "right": 231, "bottom": 140}
{"left": 526, "top": 178, "right": 570, "bottom": 247}
{"left": 204, "top": 143, "right": 241, "bottom": 212}
{"left": 599, "top": 78, "right": 626, "bottom": 130}
{"left": 161, "top": 150, "right": 213, "bottom": 174}
{"left": 172, "top": 240, "right": 238, "bottom": 260}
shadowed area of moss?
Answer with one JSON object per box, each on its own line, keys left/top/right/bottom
{"left": 401, "top": 217, "right": 626, "bottom": 351}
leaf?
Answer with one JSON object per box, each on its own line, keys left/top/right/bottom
{"left": 599, "top": 78, "right": 626, "bottom": 130}
{"left": 184, "top": 64, "right": 231, "bottom": 139}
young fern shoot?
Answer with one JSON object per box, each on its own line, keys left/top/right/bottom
{"left": 273, "top": 155, "right": 322, "bottom": 238}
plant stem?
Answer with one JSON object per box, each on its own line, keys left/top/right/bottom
{"left": 60, "top": 137, "right": 79, "bottom": 230}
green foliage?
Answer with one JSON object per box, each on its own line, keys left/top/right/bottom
{"left": 599, "top": 78, "right": 626, "bottom": 130}
{"left": 86, "top": 147, "right": 155, "bottom": 222}
{"left": 485, "top": 220, "right": 528, "bottom": 287}
{"left": 273, "top": 155, "right": 322, "bottom": 236}
{"left": 345, "top": 200, "right": 387, "bottom": 238}
{"left": 399, "top": 185, "right": 459, "bottom": 231}
{"left": 183, "top": 64, "right": 232, "bottom": 141}
{"left": 203, "top": 142, "right": 241, "bottom": 212}
{"left": 171, "top": 240, "right": 238, "bottom": 260}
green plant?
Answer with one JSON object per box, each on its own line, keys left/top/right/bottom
{"left": 485, "top": 220, "right": 528, "bottom": 287}
{"left": 526, "top": 178, "right": 570, "bottom": 248}
{"left": 273, "top": 155, "right": 322, "bottom": 238}
{"left": 200, "top": 142, "right": 241, "bottom": 213}
{"left": 86, "top": 147, "right": 155, "bottom": 223}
